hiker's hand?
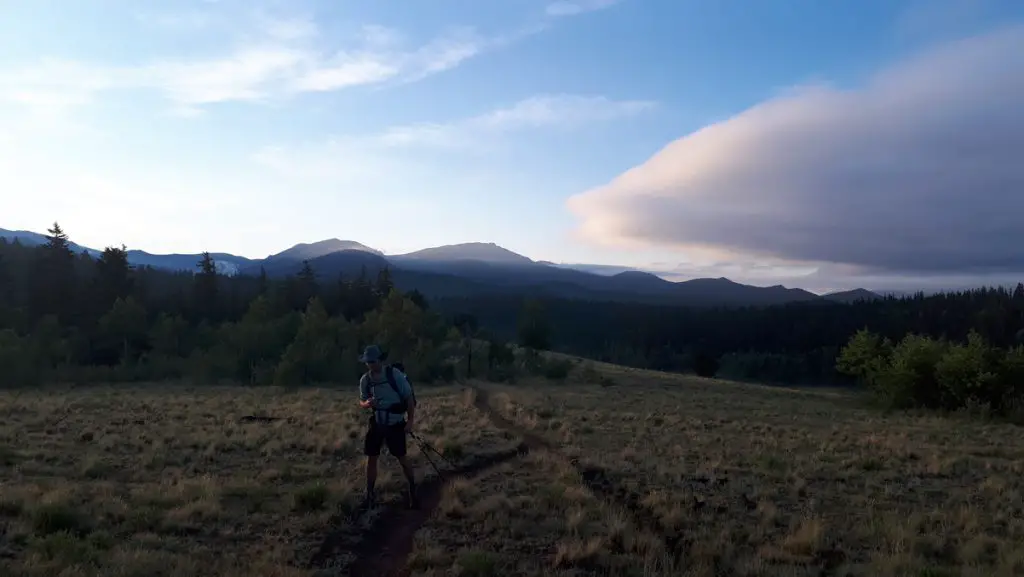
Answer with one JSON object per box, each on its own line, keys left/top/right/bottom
{"left": 359, "top": 398, "right": 375, "bottom": 409}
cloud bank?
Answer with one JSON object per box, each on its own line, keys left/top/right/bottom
{"left": 567, "top": 25, "right": 1024, "bottom": 277}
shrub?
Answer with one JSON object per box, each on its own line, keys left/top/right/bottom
{"left": 836, "top": 329, "right": 893, "bottom": 388}
{"left": 876, "top": 334, "right": 947, "bottom": 409}
{"left": 837, "top": 329, "right": 1024, "bottom": 417}
{"left": 934, "top": 331, "right": 1000, "bottom": 410}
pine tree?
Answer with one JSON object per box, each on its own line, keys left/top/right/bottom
{"left": 454, "top": 313, "right": 479, "bottom": 377}
{"left": 517, "top": 298, "right": 551, "bottom": 351}
{"left": 98, "top": 296, "right": 147, "bottom": 364}
{"left": 297, "top": 260, "right": 318, "bottom": 306}
{"left": 375, "top": 266, "right": 394, "bottom": 298}
{"left": 0, "top": 251, "right": 9, "bottom": 302}
{"left": 28, "top": 222, "right": 77, "bottom": 324}
{"left": 193, "top": 252, "right": 219, "bottom": 322}
{"left": 44, "top": 222, "right": 73, "bottom": 254}
{"left": 94, "top": 245, "right": 133, "bottom": 312}
{"left": 0, "top": 251, "right": 10, "bottom": 327}
{"left": 258, "top": 266, "right": 268, "bottom": 295}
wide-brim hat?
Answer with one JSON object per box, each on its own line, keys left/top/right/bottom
{"left": 359, "top": 344, "right": 384, "bottom": 363}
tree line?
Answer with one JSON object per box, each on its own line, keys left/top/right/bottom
{"left": 437, "top": 283, "right": 1024, "bottom": 415}
{"left": 0, "top": 224, "right": 471, "bottom": 388}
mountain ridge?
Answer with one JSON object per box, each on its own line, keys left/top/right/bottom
{"left": 0, "top": 227, "right": 873, "bottom": 308}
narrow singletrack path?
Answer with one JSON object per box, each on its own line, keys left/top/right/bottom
{"left": 469, "top": 385, "right": 553, "bottom": 452}
{"left": 307, "top": 388, "right": 530, "bottom": 576}
{"left": 469, "top": 385, "right": 702, "bottom": 563}
{"left": 469, "top": 384, "right": 848, "bottom": 575}
{"left": 342, "top": 445, "right": 528, "bottom": 576}
{"left": 309, "top": 384, "right": 776, "bottom": 575}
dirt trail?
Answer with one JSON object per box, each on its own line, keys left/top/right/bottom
{"left": 469, "top": 385, "right": 848, "bottom": 575}
{"left": 307, "top": 388, "right": 530, "bottom": 576}
{"left": 308, "top": 385, "right": 731, "bottom": 575}
{"left": 468, "top": 387, "right": 688, "bottom": 551}
{"left": 344, "top": 445, "right": 528, "bottom": 576}
{"left": 469, "top": 386, "right": 553, "bottom": 452}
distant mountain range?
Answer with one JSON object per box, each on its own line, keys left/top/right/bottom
{"left": 0, "top": 227, "right": 884, "bottom": 308}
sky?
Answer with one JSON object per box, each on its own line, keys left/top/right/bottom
{"left": 2, "top": 0, "right": 1023, "bottom": 293}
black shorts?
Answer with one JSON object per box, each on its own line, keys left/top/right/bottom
{"left": 363, "top": 419, "right": 407, "bottom": 457}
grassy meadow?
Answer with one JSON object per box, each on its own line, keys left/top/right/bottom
{"left": 3, "top": 359, "right": 1024, "bottom": 576}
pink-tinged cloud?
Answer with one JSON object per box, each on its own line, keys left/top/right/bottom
{"left": 566, "top": 25, "right": 1024, "bottom": 274}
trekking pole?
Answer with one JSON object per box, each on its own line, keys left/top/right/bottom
{"left": 409, "top": 432, "right": 458, "bottom": 479}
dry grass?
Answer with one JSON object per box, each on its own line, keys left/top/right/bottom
{"left": 0, "top": 384, "right": 513, "bottom": 577}
{"left": 480, "top": 362, "right": 1024, "bottom": 576}
{"left": 4, "top": 360, "right": 1024, "bottom": 576}
{"left": 406, "top": 449, "right": 674, "bottom": 576}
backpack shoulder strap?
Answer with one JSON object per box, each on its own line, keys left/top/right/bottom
{"left": 385, "top": 365, "right": 401, "bottom": 397}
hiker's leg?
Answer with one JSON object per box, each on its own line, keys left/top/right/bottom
{"left": 363, "top": 423, "right": 384, "bottom": 498}
{"left": 386, "top": 424, "right": 418, "bottom": 507}
{"left": 386, "top": 424, "right": 412, "bottom": 480}
{"left": 365, "top": 455, "right": 379, "bottom": 494}
{"left": 395, "top": 455, "right": 415, "bottom": 485}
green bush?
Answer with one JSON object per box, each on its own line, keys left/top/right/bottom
{"left": 838, "top": 329, "right": 1024, "bottom": 417}
{"left": 934, "top": 331, "right": 1000, "bottom": 410}
{"left": 878, "top": 334, "right": 947, "bottom": 409}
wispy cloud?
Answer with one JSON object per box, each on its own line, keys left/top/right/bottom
{"left": 253, "top": 93, "right": 654, "bottom": 182}
{"left": 134, "top": 10, "right": 213, "bottom": 31}
{"left": 545, "top": 0, "right": 622, "bottom": 17}
{"left": 0, "top": 14, "right": 486, "bottom": 115}
{"left": 374, "top": 94, "right": 655, "bottom": 149}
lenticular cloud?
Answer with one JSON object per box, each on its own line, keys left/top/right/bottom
{"left": 567, "top": 25, "right": 1024, "bottom": 274}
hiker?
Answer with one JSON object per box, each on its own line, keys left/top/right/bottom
{"left": 356, "top": 344, "right": 419, "bottom": 509}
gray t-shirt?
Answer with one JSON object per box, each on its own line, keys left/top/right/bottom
{"left": 360, "top": 366, "right": 414, "bottom": 425}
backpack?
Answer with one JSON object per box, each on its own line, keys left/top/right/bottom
{"left": 380, "top": 362, "right": 415, "bottom": 414}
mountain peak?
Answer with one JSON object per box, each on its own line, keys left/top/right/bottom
{"left": 613, "top": 270, "right": 661, "bottom": 280}
{"left": 394, "top": 242, "right": 533, "bottom": 264}
{"left": 267, "top": 238, "right": 382, "bottom": 261}
{"left": 678, "top": 276, "right": 741, "bottom": 286}
{"left": 824, "top": 288, "right": 882, "bottom": 302}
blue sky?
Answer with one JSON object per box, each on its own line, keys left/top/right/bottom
{"left": 2, "top": 0, "right": 1023, "bottom": 292}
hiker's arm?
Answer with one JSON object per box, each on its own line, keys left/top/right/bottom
{"left": 358, "top": 376, "right": 373, "bottom": 409}
{"left": 397, "top": 372, "right": 416, "bottom": 425}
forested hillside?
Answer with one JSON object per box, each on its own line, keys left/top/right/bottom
{"left": 436, "top": 284, "right": 1024, "bottom": 416}
{"left": 437, "top": 285, "right": 1024, "bottom": 376}
{"left": 0, "top": 225, "right": 467, "bottom": 387}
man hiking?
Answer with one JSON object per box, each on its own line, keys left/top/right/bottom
{"left": 356, "top": 344, "right": 419, "bottom": 509}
